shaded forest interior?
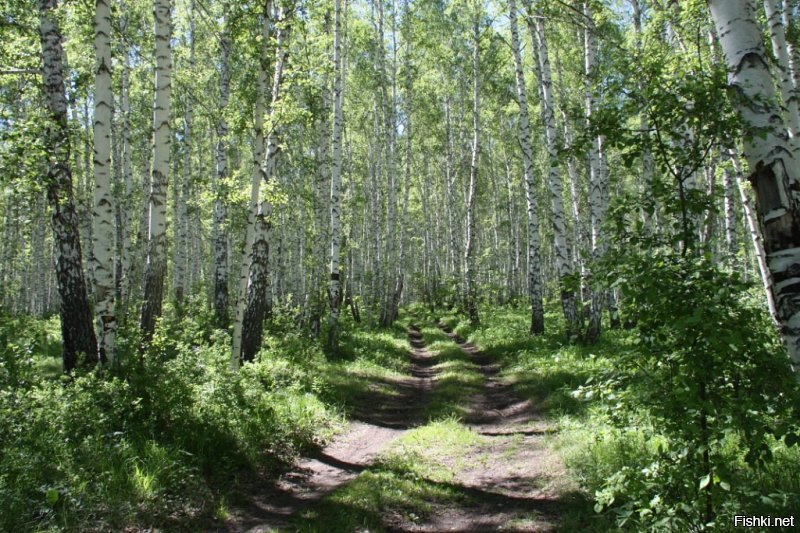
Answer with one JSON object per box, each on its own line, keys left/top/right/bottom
{"left": 2, "top": 0, "right": 800, "bottom": 531}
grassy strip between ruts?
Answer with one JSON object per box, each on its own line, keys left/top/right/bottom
{"left": 293, "top": 319, "right": 491, "bottom": 531}
{"left": 295, "top": 418, "right": 485, "bottom": 531}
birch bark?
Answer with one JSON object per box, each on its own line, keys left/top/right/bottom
{"left": 38, "top": 0, "right": 99, "bottom": 371}
{"left": 213, "top": 5, "right": 231, "bottom": 327}
{"left": 232, "top": 0, "right": 271, "bottom": 366}
{"left": 463, "top": 5, "right": 480, "bottom": 326}
{"left": 140, "top": 0, "right": 173, "bottom": 342}
{"left": 528, "top": 6, "right": 580, "bottom": 338}
{"left": 92, "top": 0, "right": 116, "bottom": 363}
{"left": 327, "top": 0, "right": 345, "bottom": 348}
{"left": 763, "top": 0, "right": 800, "bottom": 148}
{"left": 508, "top": 0, "right": 543, "bottom": 334}
{"left": 583, "top": 1, "right": 608, "bottom": 344}
{"left": 710, "top": 0, "right": 800, "bottom": 374}
{"left": 239, "top": 3, "right": 291, "bottom": 365}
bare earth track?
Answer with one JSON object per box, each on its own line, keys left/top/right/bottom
{"left": 389, "top": 324, "right": 575, "bottom": 532}
{"left": 228, "top": 322, "right": 576, "bottom": 532}
{"left": 229, "top": 325, "right": 435, "bottom": 532}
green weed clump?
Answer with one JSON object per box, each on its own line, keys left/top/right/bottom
{"left": 0, "top": 304, "right": 341, "bottom": 531}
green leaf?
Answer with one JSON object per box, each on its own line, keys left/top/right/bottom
{"left": 719, "top": 481, "right": 731, "bottom": 491}
{"left": 698, "top": 474, "right": 711, "bottom": 490}
{"left": 46, "top": 489, "right": 60, "bottom": 507}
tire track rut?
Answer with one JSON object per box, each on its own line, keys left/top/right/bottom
{"left": 229, "top": 324, "right": 435, "bottom": 532}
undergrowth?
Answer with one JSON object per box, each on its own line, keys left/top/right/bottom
{"left": 0, "top": 299, "right": 414, "bottom": 532}
{"left": 443, "top": 295, "right": 800, "bottom": 531}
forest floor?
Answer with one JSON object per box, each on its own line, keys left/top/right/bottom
{"left": 225, "top": 320, "right": 581, "bottom": 532}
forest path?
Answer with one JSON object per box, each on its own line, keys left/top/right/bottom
{"left": 385, "top": 324, "right": 576, "bottom": 532}
{"left": 228, "top": 324, "right": 436, "bottom": 532}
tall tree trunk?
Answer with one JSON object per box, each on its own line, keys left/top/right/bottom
{"left": 92, "top": 0, "right": 116, "bottom": 364}
{"left": 508, "top": 0, "right": 543, "bottom": 334}
{"left": 311, "top": 8, "right": 332, "bottom": 335}
{"left": 376, "top": 0, "right": 398, "bottom": 327}
{"left": 232, "top": 0, "right": 271, "bottom": 366}
{"left": 213, "top": 5, "right": 231, "bottom": 327}
{"left": 710, "top": 0, "right": 800, "bottom": 375}
{"left": 583, "top": 1, "right": 609, "bottom": 343}
{"left": 172, "top": 2, "right": 193, "bottom": 307}
{"left": 38, "top": 0, "right": 98, "bottom": 371}
{"left": 463, "top": 5, "right": 480, "bottom": 327}
{"left": 139, "top": 0, "right": 173, "bottom": 342}
{"left": 764, "top": 0, "right": 800, "bottom": 147}
{"left": 528, "top": 5, "right": 580, "bottom": 339}
{"left": 386, "top": 0, "right": 412, "bottom": 325}
{"left": 239, "top": 3, "right": 291, "bottom": 365}
{"left": 327, "top": 0, "right": 345, "bottom": 349}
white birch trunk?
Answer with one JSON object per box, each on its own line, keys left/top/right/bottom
{"left": 213, "top": 7, "right": 231, "bottom": 326}
{"left": 710, "top": 0, "right": 800, "bottom": 374}
{"left": 508, "top": 0, "right": 543, "bottom": 333}
{"left": 386, "top": 0, "right": 412, "bottom": 325}
{"left": 529, "top": 7, "right": 580, "bottom": 337}
{"left": 763, "top": 0, "right": 800, "bottom": 148}
{"left": 232, "top": 0, "right": 271, "bottom": 366}
{"left": 583, "top": 1, "right": 608, "bottom": 343}
{"left": 239, "top": 4, "right": 291, "bottom": 365}
{"left": 38, "top": 0, "right": 98, "bottom": 371}
{"left": 327, "top": 0, "right": 345, "bottom": 348}
{"left": 463, "top": 6, "right": 480, "bottom": 326}
{"left": 92, "top": 0, "right": 115, "bottom": 364}
{"left": 140, "top": 0, "right": 172, "bottom": 341}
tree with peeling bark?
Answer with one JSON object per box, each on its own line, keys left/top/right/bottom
{"left": 37, "top": 0, "right": 98, "bottom": 371}
{"left": 239, "top": 2, "right": 292, "bottom": 365}
{"left": 709, "top": 0, "right": 800, "bottom": 375}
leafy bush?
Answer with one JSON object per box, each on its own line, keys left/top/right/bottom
{"left": 0, "top": 306, "right": 341, "bottom": 531}
{"left": 575, "top": 251, "right": 800, "bottom": 529}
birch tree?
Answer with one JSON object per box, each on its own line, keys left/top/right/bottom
{"left": 232, "top": 0, "right": 272, "bottom": 365}
{"left": 508, "top": 0, "right": 544, "bottom": 334}
{"left": 527, "top": 3, "right": 580, "bottom": 338}
{"left": 92, "top": 0, "right": 116, "bottom": 364}
{"left": 140, "top": 0, "right": 173, "bottom": 341}
{"left": 327, "top": 0, "right": 345, "bottom": 349}
{"left": 213, "top": 4, "right": 231, "bottom": 327}
{"left": 709, "top": 0, "right": 800, "bottom": 375}
{"left": 239, "top": 3, "right": 292, "bottom": 365}
{"left": 38, "top": 0, "right": 99, "bottom": 371}
{"left": 463, "top": 2, "right": 480, "bottom": 326}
